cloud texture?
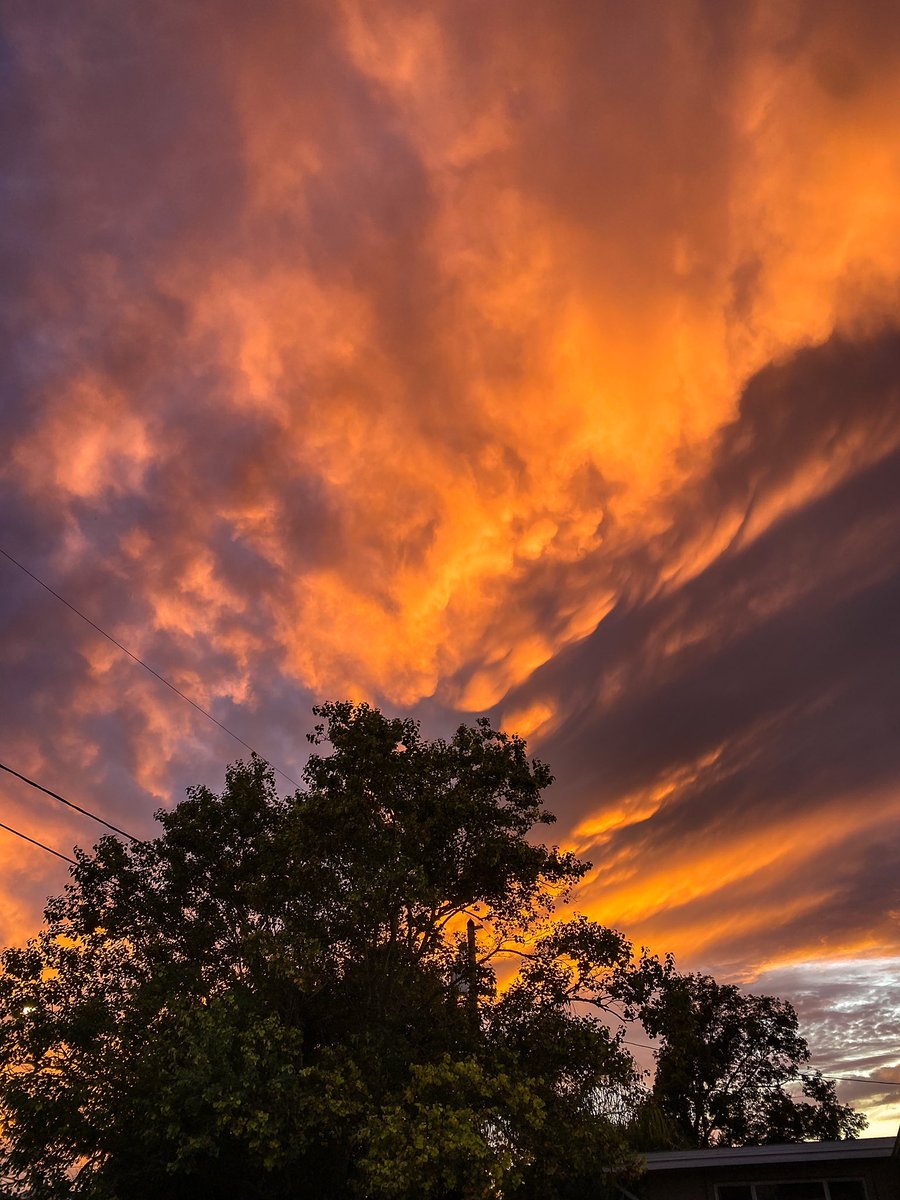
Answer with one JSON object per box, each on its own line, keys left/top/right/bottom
{"left": 2, "top": 0, "right": 899, "bottom": 1130}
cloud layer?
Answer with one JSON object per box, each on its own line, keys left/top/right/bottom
{"left": 2, "top": 0, "right": 899, "bottom": 1128}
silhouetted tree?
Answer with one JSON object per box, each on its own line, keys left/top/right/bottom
{"left": 0, "top": 704, "right": 640, "bottom": 1199}
{"left": 637, "top": 972, "right": 867, "bottom": 1148}
{"left": 0, "top": 704, "right": 866, "bottom": 1197}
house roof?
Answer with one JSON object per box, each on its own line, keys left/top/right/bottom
{"left": 643, "top": 1136, "right": 898, "bottom": 1172}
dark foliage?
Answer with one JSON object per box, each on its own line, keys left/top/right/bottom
{"left": 0, "top": 705, "right": 638, "bottom": 1198}
{"left": 0, "top": 704, "right": 866, "bottom": 1196}
{"left": 638, "top": 972, "right": 867, "bottom": 1148}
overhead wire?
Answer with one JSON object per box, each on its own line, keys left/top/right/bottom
{"left": 620, "top": 1040, "right": 900, "bottom": 1088}
{"left": 808, "top": 1074, "right": 900, "bottom": 1088}
{"left": 0, "top": 544, "right": 301, "bottom": 790}
{"left": 0, "top": 819, "right": 76, "bottom": 865}
{"left": 0, "top": 760, "right": 138, "bottom": 842}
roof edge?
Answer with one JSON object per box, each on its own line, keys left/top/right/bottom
{"left": 644, "top": 1137, "right": 897, "bottom": 1171}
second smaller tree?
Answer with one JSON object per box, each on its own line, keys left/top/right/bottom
{"left": 637, "top": 972, "right": 867, "bottom": 1147}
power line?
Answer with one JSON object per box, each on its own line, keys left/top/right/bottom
{"left": 620, "top": 1040, "right": 900, "bottom": 1089}
{"left": 806, "top": 1075, "right": 900, "bottom": 1088}
{"left": 0, "top": 761, "right": 138, "bottom": 842}
{"left": 0, "top": 819, "right": 76, "bottom": 865}
{"left": 0, "top": 544, "right": 301, "bottom": 790}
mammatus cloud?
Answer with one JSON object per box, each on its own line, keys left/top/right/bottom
{"left": 2, "top": 0, "right": 900, "bottom": 1129}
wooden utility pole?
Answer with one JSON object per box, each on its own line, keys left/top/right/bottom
{"left": 466, "top": 917, "right": 478, "bottom": 1030}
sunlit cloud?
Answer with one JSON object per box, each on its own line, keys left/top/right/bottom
{"left": 2, "top": 1, "right": 900, "bottom": 1114}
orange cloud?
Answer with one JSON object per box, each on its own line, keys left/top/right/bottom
{"left": 9, "top": 0, "right": 900, "bottom": 720}
{"left": 3, "top": 0, "right": 900, "bottom": 1042}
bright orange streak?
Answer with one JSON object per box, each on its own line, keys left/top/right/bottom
{"left": 572, "top": 785, "right": 900, "bottom": 964}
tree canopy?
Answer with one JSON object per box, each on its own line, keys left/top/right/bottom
{"left": 636, "top": 971, "right": 866, "bottom": 1149}
{"left": 0, "top": 703, "right": 866, "bottom": 1198}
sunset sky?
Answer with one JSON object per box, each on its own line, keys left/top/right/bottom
{"left": 2, "top": 0, "right": 899, "bottom": 1133}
